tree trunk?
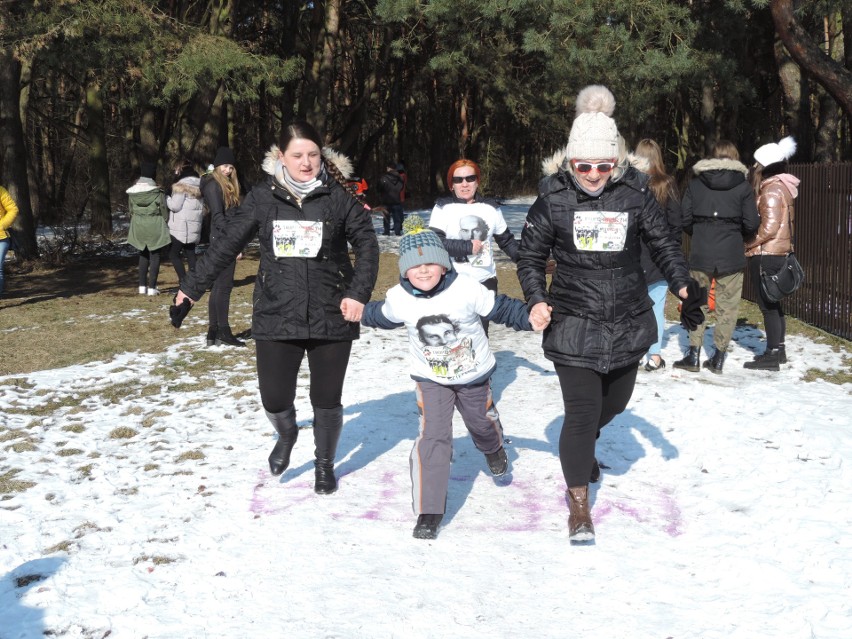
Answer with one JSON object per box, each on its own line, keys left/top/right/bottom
{"left": 306, "top": 0, "right": 341, "bottom": 136}
{"left": 86, "top": 80, "right": 113, "bottom": 236}
{"left": 770, "top": 0, "right": 852, "bottom": 122}
{"left": 0, "top": 48, "right": 38, "bottom": 260}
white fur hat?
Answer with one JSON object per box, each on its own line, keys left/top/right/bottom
{"left": 567, "top": 85, "right": 620, "bottom": 160}
{"left": 753, "top": 136, "right": 797, "bottom": 167}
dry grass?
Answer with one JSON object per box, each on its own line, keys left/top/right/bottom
{"left": 1, "top": 246, "right": 849, "bottom": 384}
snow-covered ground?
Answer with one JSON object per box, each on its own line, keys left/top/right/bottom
{"left": 2, "top": 198, "right": 851, "bottom": 638}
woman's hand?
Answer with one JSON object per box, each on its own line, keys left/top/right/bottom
{"left": 174, "top": 290, "right": 196, "bottom": 306}
{"left": 470, "top": 239, "right": 483, "bottom": 255}
{"left": 529, "top": 301, "right": 552, "bottom": 331}
{"left": 340, "top": 298, "right": 365, "bottom": 323}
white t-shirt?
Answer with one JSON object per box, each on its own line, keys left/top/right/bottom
{"left": 381, "top": 273, "right": 496, "bottom": 385}
{"left": 428, "top": 200, "right": 509, "bottom": 282}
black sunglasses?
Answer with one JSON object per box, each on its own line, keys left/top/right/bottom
{"left": 452, "top": 175, "right": 478, "bottom": 184}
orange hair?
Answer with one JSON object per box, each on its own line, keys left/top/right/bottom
{"left": 446, "top": 159, "right": 481, "bottom": 191}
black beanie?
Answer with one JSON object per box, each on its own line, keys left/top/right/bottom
{"left": 213, "top": 146, "right": 236, "bottom": 167}
{"left": 140, "top": 161, "right": 157, "bottom": 179}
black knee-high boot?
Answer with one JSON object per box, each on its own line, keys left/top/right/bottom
{"left": 313, "top": 406, "right": 343, "bottom": 494}
{"left": 266, "top": 407, "right": 298, "bottom": 476}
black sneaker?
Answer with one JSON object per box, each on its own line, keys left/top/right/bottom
{"left": 413, "top": 514, "right": 443, "bottom": 539}
{"left": 485, "top": 447, "right": 508, "bottom": 476}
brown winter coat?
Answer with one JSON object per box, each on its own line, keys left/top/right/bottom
{"left": 745, "top": 177, "right": 796, "bottom": 257}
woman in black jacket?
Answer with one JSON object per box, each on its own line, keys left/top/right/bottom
{"left": 674, "top": 140, "right": 760, "bottom": 374}
{"left": 175, "top": 122, "right": 380, "bottom": 495}
{"left": 201, "top": 146, "right": 245, "bottom": 347}
{"left": 518, "top": 86, "right": 702, "bottom": 543}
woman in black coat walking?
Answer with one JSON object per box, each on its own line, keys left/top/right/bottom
{"left": 175, "top": 122, "right": 379, "bottom": 494}
{"left": 518, "top": 85, "right": 703, "bottom": 543}
{"left": 674, "top": 140, "right": 760, "bottom": 374}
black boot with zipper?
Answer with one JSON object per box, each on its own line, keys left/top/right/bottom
{"left": 313, "top": 406, "right": 344, "bottom": 494}
{"left": 266, "top": 407, "right": 299, "bottom": 476}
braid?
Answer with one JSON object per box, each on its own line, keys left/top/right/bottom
{"left": 324, "top": 158, "right": 366, "bottom": 206}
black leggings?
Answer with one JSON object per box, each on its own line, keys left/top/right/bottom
{"left": 169, "top": 236, "right": 197, "bottom": 282}
{"left": 138, "top": 247, "right": 164, "bottom": 289}
{"left": 255, "top": 339, "right": 353, "bottom": 413}
{"left": 208, "top": 259, "right": 236, "bottom": 330}
{"left": 554, "top": 363, "right": 638, "bottom": 487}
{"left": 748, "top": 256, "right": 786, "bottom": 348}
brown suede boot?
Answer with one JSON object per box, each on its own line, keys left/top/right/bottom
{"left": 567, "top": 485, "right": 595, "bottom": 542}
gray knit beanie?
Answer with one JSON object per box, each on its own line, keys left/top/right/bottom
{"left": 566, "top": 85, "right": 620, "bottom": 160}
{"left": 398, "top": 215, "right": 452, "bottom": 276}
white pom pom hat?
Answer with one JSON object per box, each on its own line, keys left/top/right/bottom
{"left": 567, "top": 85, "right": 620, "bottom": 160}
{"left": 753, "top": 136, "right": 797, "bottom": 167}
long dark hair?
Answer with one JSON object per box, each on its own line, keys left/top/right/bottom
{"left": 280, "top": 120, "right": 362, "bottom": 204}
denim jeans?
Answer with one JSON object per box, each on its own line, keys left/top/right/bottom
{"left": 0, "top": 237, "right": 10, "bottom": 295}
{"left": 646, "top": 279, "right": 668, "bottom": 357}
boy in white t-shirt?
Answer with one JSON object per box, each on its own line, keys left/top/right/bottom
{"left": 362, "top": 215, "right": 537, "bottom": 539}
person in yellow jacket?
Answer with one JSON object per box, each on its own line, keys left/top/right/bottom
{"left": 0, "top": 185, "right": 20, "bottom": 297}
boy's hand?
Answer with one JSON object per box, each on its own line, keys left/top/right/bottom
{"left": 529, "top": 302, "right": 552, "bottom": 331}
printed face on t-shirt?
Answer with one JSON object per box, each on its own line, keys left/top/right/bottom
{"left": 458, "top": 215, "right": 488, "bottom": 241}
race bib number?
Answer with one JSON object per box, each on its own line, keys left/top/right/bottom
{"left": 573, "top": 211, "right": 628, "bottom": 251}
{"left": 272, "top": 220, "right": 323, "bottom": 258}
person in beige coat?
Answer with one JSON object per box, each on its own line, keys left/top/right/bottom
{"left": 744, "top": 136, "right": 799, "bottom": 371}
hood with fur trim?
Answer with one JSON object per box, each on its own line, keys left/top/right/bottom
{"left": 691, "top": 158, "right": 749, "bottom": 177}
{"left": 690, "top": 157, "right": 750, "bottom": 192}
{"left": 261, "top": 145, "right": 353, "bottom": 180}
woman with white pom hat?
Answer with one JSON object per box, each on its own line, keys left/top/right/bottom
{"left": 517, "top": 85, "right": 703, "bottom": 543}
{"left": 744, "top": 136, "right": 800, "bottom": 371}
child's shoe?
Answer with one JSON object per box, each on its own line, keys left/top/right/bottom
{"left": 413, "top": 514, "right": 443, "bottom": 539}
{"left": 138, "top": 286, "right": 147, "bottom": 295}
{"left": 485, "top": 447, "right": 508, "bottom": 476}
{"left": 147, "top": 288, "right": 160, "bottom": 296}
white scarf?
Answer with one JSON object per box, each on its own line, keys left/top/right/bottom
{"left": 275, "top": 161, "right": 324, "bottom": 200}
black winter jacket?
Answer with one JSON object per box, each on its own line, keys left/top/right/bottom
{"left": 200, "top": 174, "right": 236, "bottom": 244}
{"left": 182, "top": 161, "right": 379, "bottom": 342}
{"left": 517, "top": 162, "right": 692, "bottom": 373}
{"left": 681, "top": 158, "right": 760, "bottom": 275}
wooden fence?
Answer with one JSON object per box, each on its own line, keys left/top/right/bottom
{"left": 741, "top": 162, "right": 852, "bottom": 341}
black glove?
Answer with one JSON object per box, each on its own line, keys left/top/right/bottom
{"left": 679, "top": 279, "right": 707, "bottom": 331}
{"left": 169, "top": 296, "right": 192, "bottom": 328}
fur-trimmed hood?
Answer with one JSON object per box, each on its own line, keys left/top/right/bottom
{"left": 691, "top": 157, "right": 749, "bottom": 177}
{"left": 170, "top": 177, "right": 201, "bottom": 198}
{"left": 690, "top": 157, "right": 750, "bottom": 192}
{"left": 261, "top": 144, "right": 353, "bottom": 180}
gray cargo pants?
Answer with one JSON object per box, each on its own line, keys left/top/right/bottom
{"left": 411, "top": 378, "right": 504, "bottom": 515}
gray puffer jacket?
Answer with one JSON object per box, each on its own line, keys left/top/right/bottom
{"left": 517, "top": 149, "right": 692, "bottom": 373}
{"left": 167, "top": 177, "right": 204, "bottom": 244}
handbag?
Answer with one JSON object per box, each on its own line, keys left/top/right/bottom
{"left": 760, "top": 251, "right": 805, "bottom": 302}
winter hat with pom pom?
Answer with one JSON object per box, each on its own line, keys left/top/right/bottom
{"left": 398, "top": 215, "right": 452, "bottom": 276}
{"left": 567, "top": 85, "right": 620, "bottom": 160}
{"left": 753, "top": 136, "right": 797, "bottom": 168}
